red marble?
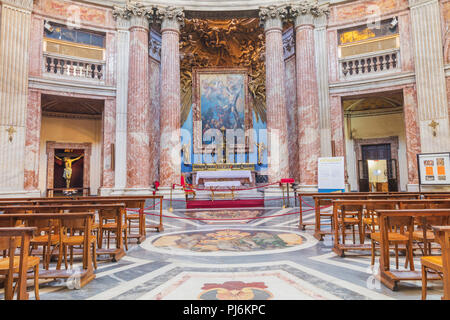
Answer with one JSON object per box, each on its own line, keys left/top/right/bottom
{"left": 126, "top": 23, "right": 151, "bottom": 188}
{"left": 296, "top": 25, "right": 320, "bottom": 186}
{"left": 149, "top": 58, "right": 161, "bottom": 184}
{"left": 24, "top": 89, "right": 42, "bottom": 191}
{"left": 403, "top": 85, "right": 421, "bottom": 185}
{"left": 105, "top": 32, "right": 117, "bottom": 87}
{"left": 28, "top": 14, "right": 44, "bottom": 78}
{"left": 159, "top": 29, "right": 182, "bottom": 186}
{"left": 265, "top": 27, "right": 290, "bottom": 183}
{"left": 329, "top": 95, "right": 345, "bottom": 157}
{"left": 327, "top": 29, "right": 339, "bottom": 83}
{"left": 398, "top": 12, "right": 414, "bottom": 72}
{"left": 101, "top": 98, "right": 116, "bottom": 188}
{"left": 285, "top": 56, "right": 299, "bottom": 181}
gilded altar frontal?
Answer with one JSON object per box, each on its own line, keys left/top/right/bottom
{"left": 0, "top": 0, "right": 450, "bottom": 304}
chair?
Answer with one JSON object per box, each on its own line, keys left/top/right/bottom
{"left": 421, "top": 226, "right": 450, "bottom": 300}
{"left": 364, "top": 203, "right": 396, "bottom": 236}
{"left": 413, "top": 215, "right": 450, "bottom": 256}
{"left": 98, "top": 207, "right": 128, "bottom": 251}
{"left": 57, "top": 215, "right": 97, "bottom": 270}
{"left": 0, "top": 227, "right": 40, "bottom": 300}
{"left": 371, "top": 215, "right": 415, "bottom": 270}
{"left": 27, "top": 217, "right": 61, "bottom": 270}
{"left": 337, "top": 205, "right": 364, "bottom": 245}
{"left": 125, "top": 200, "right": 144, "bottom": 237}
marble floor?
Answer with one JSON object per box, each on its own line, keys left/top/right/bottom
{"left": 1, "top": 199, "right": 445, "bottom": 300}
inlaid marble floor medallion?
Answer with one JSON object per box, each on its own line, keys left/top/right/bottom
{"left": 141, "top": 227, "right": 318, "bottom": 256}
{"left": 183, "top": 209, "right": 265, "bottom": 224}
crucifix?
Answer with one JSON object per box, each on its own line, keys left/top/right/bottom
{"left": 6, "top": 126, "right": 16, "bottom": 142}
{"left": 429, "top": 120, "right": 439, "bottom": 137}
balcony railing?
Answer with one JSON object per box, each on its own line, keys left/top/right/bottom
{"left": 43, "top": 52, "right": 105, "bottom": 82}
{"left": 339, "top": 48, "right": 401, "bottom": 80}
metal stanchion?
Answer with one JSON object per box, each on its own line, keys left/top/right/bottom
{"left": 169, "top": 185, "right": 173, "bottom": 212}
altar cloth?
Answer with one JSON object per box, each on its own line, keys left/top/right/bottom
{"left": 204, "top": 181, "right": 242, "bottom": 188}
{"left": 195, "top": 170, "right": 253, "bottom": 185}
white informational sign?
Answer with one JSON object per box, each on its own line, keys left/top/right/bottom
{"left": 417, "top": 153, "right": 450, "bottom": 185}
{"left": 318, "top": 157, "right": 345, "bottom": 192}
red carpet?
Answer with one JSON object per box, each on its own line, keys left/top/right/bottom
{"left": 186, "top": 199, "right": 265, "bottom": 209}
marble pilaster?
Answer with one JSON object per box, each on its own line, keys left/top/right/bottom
{"left": 0, "top": 0, "right": 33, "bottom": 195}
{"left": 111, "top": 14, "right": 130, "bottom": 193}
{"left": 259, "top": 5, "right": 290, "bottom": 183}
{"left": 409, "top": 0, "right": 450, "bottom": 152}
{"left": 100, "top": 98, "right": 116, "bottom": 191}
{"left": 157, "top": 6, "right": 184, "bottom": 187}
{"left": 403, "top": 85, "right": 421, "bottom": 190}
{"left": 24, "top": 89, "right": 41, "bottom": 193}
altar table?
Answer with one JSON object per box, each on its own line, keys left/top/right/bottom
{"left": 194, "top": 170, "right": 254, "bottom": 186}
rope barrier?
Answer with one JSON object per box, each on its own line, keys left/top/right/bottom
{"left": 174, "top": 181, "right": 280, "bottom": 192}
{"left": 300, "top": 197, "right": 315, "bottom": 208}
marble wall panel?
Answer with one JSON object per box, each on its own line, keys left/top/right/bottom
{"left": 149, "top": 58, "right": 161, "bottom": 184}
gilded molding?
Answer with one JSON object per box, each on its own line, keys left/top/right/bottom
{"left": 258, "top": 5, "right": 288, "bottom": 31}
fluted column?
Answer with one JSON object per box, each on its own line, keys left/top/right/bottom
{"left": 290, "top": 2, "right": 327, "bottom": 189}
{"left": 409, "top": 0, "right": 449, "bottom": 152}
{"left": 156, "top": 7, "right": 184, "bottom": 187}
{"left": 259, "top": 5, "right": 290, "bottom": 183}
{"left": 115, "top": 2, "right": 153, "bottom": 190}
{"left": 0, "top": 0, "right": 34, "bottom": 196}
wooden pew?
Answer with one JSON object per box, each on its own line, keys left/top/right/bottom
{"left": 331, "top": 199, "right": 450, "bottom": 257}
{"left": 375, "top": 209, "right": 450, "bottom": 291}
{"left": 310, "top": 193, "right": 421, "bottom": 241}
{"left": 431, "top": 226, "right": 450, "bottom": 300}
{"left": 0, "top": 196, "right": 164, "bottom": 243}
{"left": 0, "top": 203, "right": 127, "bottom": 262}
{"left": 0, "top": 213, "right": 96, "bottom": 288}
{"left": 0, "top": 227, "right": 37, "bottom": 300}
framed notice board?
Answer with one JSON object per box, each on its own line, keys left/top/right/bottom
{"left": 417, "top": 152, "right": 450, "bottom": 186}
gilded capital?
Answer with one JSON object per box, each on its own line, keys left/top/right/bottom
{"left": 289, "top": 1, "right": 330, "bottom": 27}
{"left": 259, "top": 5, "right": 289, "bottom": 31}
{"left": 155, "top": 6, "right": 185, "bottom": 32}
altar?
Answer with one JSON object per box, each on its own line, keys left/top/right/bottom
{"left": 193, "top": 170, "right": 255, "bottom": 187}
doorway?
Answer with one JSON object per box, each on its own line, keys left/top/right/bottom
{"left": 358, "top": 143, "right": 398, "bottom": 192}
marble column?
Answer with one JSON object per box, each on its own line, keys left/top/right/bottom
{"left": 409, "top": 0, "right": 450, "bottom": 152}
{"left": 111, "top": 11, "right": 130, "bottom": 193}
{"left": 0, "top": 0, "right": 34, "bottom": 197}
{"left": 290, "top": 3, "right": 326, "bottom": 189}
{"left": 156, "top": 7, "right": 184, "bottom": 188}
{"left": 259, "top": 5, "right": 290, "bottom": 184}
{"left": 403, "top": 85, "right": 421, "bottom": 191}
{"left": 115, "top": 3, "right": 153, "bottom": 190}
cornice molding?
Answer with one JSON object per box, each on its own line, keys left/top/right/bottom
{"left": 1, "top": 0, "right": 34, "bottom": 11}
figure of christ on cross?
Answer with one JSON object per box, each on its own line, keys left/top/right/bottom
{"left": 55, "top": 154, "right": 84, "bottom": 189}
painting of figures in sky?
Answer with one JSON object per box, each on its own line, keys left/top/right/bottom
{"left": 200, "top": 73, "right": 245, "bottom": 135}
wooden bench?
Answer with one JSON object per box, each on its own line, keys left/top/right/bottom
{"left": 0, "top": 213, "right": 96, "bottom": 288}
{"left": 375, "top": 209, "right": 450, "bottom": 291}
{"left": 0, "top": 203, "right": 127, "bottom": 262}
{"left": 310, "top": 193, "right": 421, "bottom": 241}
{"left": 331, "top": 199, "right": 450, "bottom": 257}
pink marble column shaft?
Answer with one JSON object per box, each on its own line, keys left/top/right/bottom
{"left": 159, "top": 28, "right": 181, "bottom": 186}
{"left": 403, "top": 85, "right": 421, "bottom": 185}
{"left": 24, "top": 89, "right": 41, "bottom": 191}
{"left": 126, "top": 22, "right": 151, "bottom": 188}
{"left": 296, "top": 24, "right": 321, "bottom": 186}
{"left": 265, "top": 27, "right": 290, "bottom": 183}
{"left": 102, "top": 98, "right": 116, "bottom": 188}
